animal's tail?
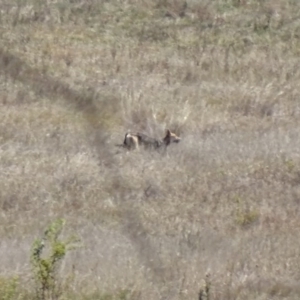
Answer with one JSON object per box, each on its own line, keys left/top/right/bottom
{"left": 115, "top": 133, "right": 130, "bottom": 149}
{"left": 115, "top": 143, "right": 126, "bottom": 148}
{"left": 123, "top": 133, "right": 129, "bottom": 146}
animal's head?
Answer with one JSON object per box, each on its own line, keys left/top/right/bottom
{"left": 163, "top": 129, "right": 181, "bottom": 145}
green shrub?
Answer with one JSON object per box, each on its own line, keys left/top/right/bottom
{"left": 30, "top": 219, "right": 80, "bottom": 300}
{"left": 0, "top": 276, "right": 18, "bottom": 300}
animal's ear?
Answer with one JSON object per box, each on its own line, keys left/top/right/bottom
{"left": 166, "top": 129, "right": 171, "bottom": 136}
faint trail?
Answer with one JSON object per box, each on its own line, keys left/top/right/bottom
{"left": 0, "top": 48, "right": 168, "bottom": 286}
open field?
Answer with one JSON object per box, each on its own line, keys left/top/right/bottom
{"left": 1, "top": 0, "right": 300, "bottom": 299}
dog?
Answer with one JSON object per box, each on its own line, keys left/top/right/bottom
{"left": 122, "top": 129, "right": 181, "bottom": 150}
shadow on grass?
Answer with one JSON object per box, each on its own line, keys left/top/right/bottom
{"left": 0, "top": 48, "right": 167, "bottom": 287}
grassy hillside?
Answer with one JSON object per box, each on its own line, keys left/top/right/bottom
{"left": 1, "top": 0, "right": 300, "bottom": 299}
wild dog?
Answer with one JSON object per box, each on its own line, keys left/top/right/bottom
{"left": 123, "top": 129, "right": 181, "bottom": 150}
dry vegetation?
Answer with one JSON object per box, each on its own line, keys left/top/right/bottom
{"left": 1, "top": 0, "right": 300, "bottom": 299}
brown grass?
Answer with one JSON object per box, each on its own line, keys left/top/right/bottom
{"left": 1, "top": 0, "right": 300, "bottom": 299}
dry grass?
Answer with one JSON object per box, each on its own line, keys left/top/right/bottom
{"left": 1, "top": 0, "right": 300, "bottom": 299}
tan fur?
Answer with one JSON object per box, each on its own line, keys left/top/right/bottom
{"left": 124, "top": 133, "right": 140, "bottom": 150}
{"left": 123, "top": 129, "right": 181, "bottom": 150}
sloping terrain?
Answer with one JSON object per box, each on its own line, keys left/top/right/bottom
{"left": 1, "top": 1, "right": 300, "bottom": 299}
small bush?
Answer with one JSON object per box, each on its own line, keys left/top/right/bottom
{"left": 0, "top": 276, "right": 18, "bottom": 300}
{"left": 234, "top": 196, "right": 259, "bottom": 228}
{"left": 31, "top": 218, "right": 80, "bottom": 300}
{"left": 199, "top": 274, "right": 211, "bottom": 300}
